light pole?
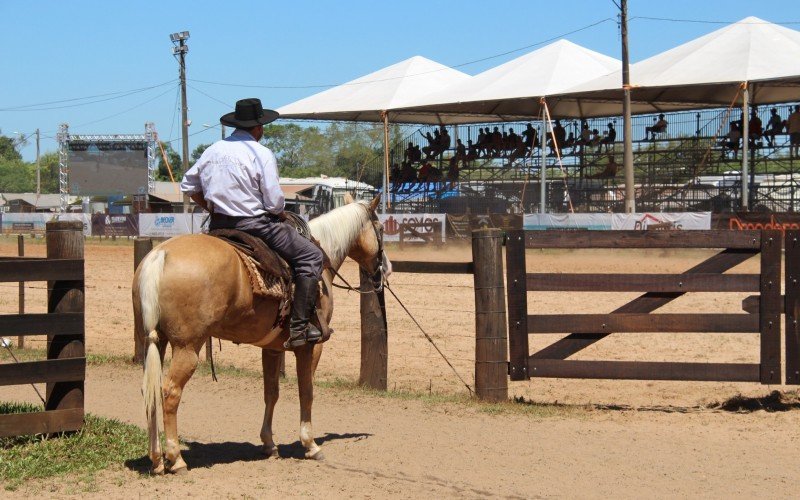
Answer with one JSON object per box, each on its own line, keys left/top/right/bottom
{"left": 170, "top": 30, "right": 190, "bottom": 212}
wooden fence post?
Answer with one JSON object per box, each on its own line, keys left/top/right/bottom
{"left": 472, "top": 228, "right": 508, "bottom": 401}
{"left": 133, "top": 238, "right": 153, "bottom": 364}
{"left": 45, "top": 220, "right": 85, "bottom": 413}
{"left": 785, "top": 230, "right": 799, "bottom": 385}
{"left": 759, "top": 230, "right": 781, "bottom": 384}
{"left": 359, "top": 269, "right": 388, "bottom": 390}
{"left": 505, "top": 229, "right": 529, "bottom": 381}
{"left": 17, "top": 235, "right": 24, "bottom": 349}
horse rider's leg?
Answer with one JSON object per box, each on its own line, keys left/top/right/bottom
{"left": 260, "top": 348, "right": 283, "bottom": 458}
{"left": 162, "top": 343, "right": 202, "bottom": 474}
{"left": 295, "top": 345, "right": 323, "bottom": 459}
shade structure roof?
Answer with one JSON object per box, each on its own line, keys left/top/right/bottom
{"left": 389, "top": 39, "right": 621, "bottom": 123}
{"left": 551, "top": 16, "right": 800, "bottom": 117}
{"left": 276, "top": 56, "right": 470, "bottom": 124}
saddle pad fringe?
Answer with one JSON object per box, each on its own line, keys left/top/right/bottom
{"left": 232, "top": 247, "right": 286, "bottom": 300}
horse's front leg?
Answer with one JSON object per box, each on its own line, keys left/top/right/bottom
{"left": 295, "top": 344, "right": 323, "bottom": 459}
{"left": 162, "top": 343, "right": 201, "bottom": 474}
{"left": 260, "top": 348, "right": 282, "bottom": 458}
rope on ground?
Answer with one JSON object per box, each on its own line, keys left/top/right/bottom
{"left": 385, "top": 283, "right": 474, "bottom": 396}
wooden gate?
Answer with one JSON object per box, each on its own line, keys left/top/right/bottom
{"left": 0, "top": 221, "right": 85, "bottom": 437}
{"left": 505, "top": 229, "right": 784, "bottom": 384}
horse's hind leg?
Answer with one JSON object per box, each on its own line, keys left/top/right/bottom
{"left": 162, "top": 343, "right": 201, "bottom": 474}
{"left": 295, "top": 345, "right": 323, "bottom": 459}
{"left": 260, "top": 349, "right": 282, "bottom": 458}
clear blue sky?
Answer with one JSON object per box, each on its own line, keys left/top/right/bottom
{"left": 1, "top": 0, "right": 798, "bottom": 161}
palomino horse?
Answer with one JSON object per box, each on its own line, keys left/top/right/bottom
{"left": 133, "top": 196, "right": 388, "bottom": 474}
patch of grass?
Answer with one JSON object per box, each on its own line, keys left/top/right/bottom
{"left": 0, "top": 402, "right": 148, "bottom": 491}
{"left": 0, "top": 348, "right": 133, "bottom": 367}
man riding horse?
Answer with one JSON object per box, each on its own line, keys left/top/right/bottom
{"left": 180, "top": 98, "right": 322, "bottom": 349}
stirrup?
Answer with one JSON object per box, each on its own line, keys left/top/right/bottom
{"left": 283, "top": 326, "right": 323, "bottom": 350}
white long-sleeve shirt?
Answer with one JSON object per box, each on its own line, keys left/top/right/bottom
{"left": 180, "top": 129, "right": 285, "bottom": 216}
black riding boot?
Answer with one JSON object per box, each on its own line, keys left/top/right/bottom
{"left": 284, "top": 276, "right": 323, "bottom": 349}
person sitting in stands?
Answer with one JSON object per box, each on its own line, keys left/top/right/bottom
{"left": 589, "top": 129, "right": 602, "bottom": 149}
{"left": 417, "top": 161, "right": 433, "bottom": 183}
{"left": 720, "top": 121, "right": 742, "bottom": 159}
{"left": 400, "top": 161, "right": 417, "bottom": 184}
{"left": 488, "top": 127, "right": 502, "bottom": 157}
{"left": 788, "top": 105, "right": 800, "bottom": 158}
{"left": 763, "top": 108, "right": 785, "bottom": 147}
{"left": 412, "top": 144, "right": 422, "bottom": 163}
{"left": 645, "top": 114, "right": 668, "bottom": 140}
{"left": 578, "top": 122, "right": 592, "bottom": 151}
{"left": 454, "top": 138, "right": 467, "bottom": 162}
{"left": 466, "top": 139, "right": 479, "bottom": 164}
{"left": 587, "top": 154, "right": 619, "bottom": 179}
{"left": 507, "top": 128, "right": 521, "bottom": 154}
{"left": 749, "top": 107, "right": 763, "bottom": 147}
{"left": 522, "top": 123, "right": 537, "bottom": 152}
{"left": 501, "top": 131, "right": 510, "bottom": 155}
{"left": 563, "top": 132, "right": 576, "bottom": 154}
{"left": 421, "top": 131, "right": 436, "bottom": 159}
{"left": 427, "top": 165, "right": 443, "bottom": 182}
{"left": 447, "top": 155, "right": 460, "bottom": 182}
{"left": 476, "top": 128, "right": 488, "bottom": 157}
{"left": 547, "top": 120, "right": 566, "bottom": 156}
{"left": 390, "top": 163, "right": 401, "bottom": 192}
{"left": 436, "top": 127, "right": 451, "bottom": 158}
{"left": 404, "top": 142, "right": 416, "bottom": 163}
{"left": 599, "top": 122, "right": 616, "bottom": 152}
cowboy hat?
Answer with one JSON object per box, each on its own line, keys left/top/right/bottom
{"left": 220, "top": 98, "right": 279, "bottom": 128}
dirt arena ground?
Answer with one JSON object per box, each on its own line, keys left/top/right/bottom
{"left": 1, "top": 236, "right": 798, "bottom": 497}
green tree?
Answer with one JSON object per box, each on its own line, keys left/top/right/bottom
{"left": 38, "top": 152, "right": 61, "bottom": 193}
{"left": 156, "top": 142, "right": 182, "bottom": 181}
{"left": 0, "top": 131, "right": 22, "bottom": 161}
{"left": 191, "top": 143, "right": 210, "bottom": 163}
{"left": 0, "top": 158, "right": 35, "bottom": 192}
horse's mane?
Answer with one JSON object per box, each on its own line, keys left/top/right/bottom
{"left": 309, "top": 201, "right": 371, "bottom": 266}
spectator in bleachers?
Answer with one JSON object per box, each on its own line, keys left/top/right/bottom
{"left": 748, "top": 107, "right": 763, "bottom": 147}
{"left": 547, "top": 120, "right": 566, "bottom": 156}
{"left": 466, "top": 139, "right": 479, "bottom": 165}
{"left": 476, "top": 128, "right": 488, "bottom": 157}
{"left": 720, "top": 121, "right": 742, "bottom": 159}
{"left": 789, "top": 105, "right": 800, "bottom": 158}
{"left": 563, "top": 132, "right": 576, "bottom": 154}
{"left": 645, "top": 114, "right": 668, "bottom": 140}
{"left": 763, "top": 108, "right": 785, "bottom": 147}
{"left": 599, "top": 122, "right": 616, "bottom": 152}
{"left": 588, "top": 128, "right": 602, "bottom": 149}
{"left": 454, "top": 139, "right": 467, "bottom": 162}
{"left": 437, "top": 127, "right": 451, "bottom": 157}
{"left": 400, "top": 161, "right": 417, "bottom": 183}
{"left": 490, "top": 127, "right": 503, "bottom": 157}
{"left": 587, "top": 154, "right": 619, "bottom": 179}
{"left": 578, "top": 121, "right": 592, "bottom": 152}
{"left": 417, "top": 161, "right": 432, "bottom": 182}
{"left": 422, "top": 131, "right": 436, "bottom": 159}
{"left": 522, "top": 123, "right": 538, "bottom": 152}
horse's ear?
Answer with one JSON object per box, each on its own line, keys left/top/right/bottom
{"left": 343, "top": 192, "right": 354, "bottom": 204}
{"left": 369, "top": 194, "right": 381, "bottom": 212}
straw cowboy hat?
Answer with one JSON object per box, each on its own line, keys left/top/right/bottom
{"left": 220, "top": 98, "right": 279, "bottom": 128}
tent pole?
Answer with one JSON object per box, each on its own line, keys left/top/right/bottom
{"left": 741, "top": 84, "right": 749, "bottom": 211}
{"left": 382, "top": 111, "right": 390, "bottom": 214}
{"left": 540, "top": 105, "right": 547, "bottom": 214}
{"left": 621, "top": 0, "right": 635, "bottom": 213}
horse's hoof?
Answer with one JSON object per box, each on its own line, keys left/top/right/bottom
{"left": 305, "top": 449, "right": 324, "bottom": 461}
{"left": 151, "top": 463, "right": 165, "bottom": 475}
{"left": 170, "top": 466, "right": 189, "bottom": 476}
{"left": 263, "top": 445, "right": 279, "bottom": 458}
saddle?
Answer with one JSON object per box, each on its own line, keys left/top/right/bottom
{"left": 209, "top": 228, "right": 333, "bottom": 344}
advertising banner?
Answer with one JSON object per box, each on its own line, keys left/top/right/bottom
{"left": 1, "top": 213, "right": 91, "bottom": 236}
{"left": 91, "top": 213, "right": 138, "bottom": 236}
{"left": 712, "top": 212, "right": 800, "bottom": 235}
{"left": 379, "top": 213, "right": 445, "bottom": 242}
{"left": 524, "top": 213, "right": 613, "bottom": 230}
{"left": 611, "top": 212, "right": 711, "bottom": 230}
{"left": 138, "top": 213, "right": 193, "bottom": 237}
{"left": 58, "top": 213, "right": 92, "bottom": 236}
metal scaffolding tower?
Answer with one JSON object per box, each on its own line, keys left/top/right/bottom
{"left": 57, "top": 123, "right": 69, "bottom": 212}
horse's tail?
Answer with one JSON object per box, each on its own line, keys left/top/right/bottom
{"left": 139, "top": 248, "right": 166, "bottom": 428}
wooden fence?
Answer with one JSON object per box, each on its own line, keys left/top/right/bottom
{"left": 398, "top": 221, "right": 443, "bottom": 247}
{"left": 505, "top": 229, "right": 791, "bottom": 384}
{"left": 0, "top": 220, "right": 85, "bottom": 437}
{"left": 381, "top": 228, "right": 508, "bottom": 401}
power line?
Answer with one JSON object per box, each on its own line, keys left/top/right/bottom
{"left": 70, "top": 84, "right": 178, "bottom": 130}
{"left": 188, "top": 17, "right": 615, "bottom": 90}
{"left": 632, "top": 16, "right": 800, "bottom": 25}
{"left": 0, "top": 80, "right": 178, "bottom": 112}
{"left": 186, "top": 84, "right": 231, "bottom": 108}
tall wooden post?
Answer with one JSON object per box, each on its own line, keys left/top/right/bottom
{"left": 786, "top": 230, "right": 800, "bottom": 385}
{"left": 359, "top": 269, "right": 388, "bottom": 390}
{"left": 472, "top": 228, "right": 508, "bottom": 401}
{"left": 17, "top": 235, "right": 25, "bottom": 348}
{"left": 133, "top": 238, "right": 153, "bottom": 363}
{"left": 759, "top": 230, "right": 781, "bottom": 384}
{"left": 45, "top": 220, "right": 84, "bottom": 413}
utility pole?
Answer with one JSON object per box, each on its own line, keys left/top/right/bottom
{"left": 619, "top": 0, "right": 635, "bottom": 213}
{"left": 35, "top": 128, "right": 40, "bottom": 197}
{"left": 170, "top": 31, "right": 191, "bottom": 212}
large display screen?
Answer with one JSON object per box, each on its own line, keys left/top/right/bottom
{"left": 68, "top": 140, "right": 148, "bottom": 195}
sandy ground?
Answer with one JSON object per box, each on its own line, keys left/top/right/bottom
{"left": 0, "top": 236, "right": 798, "bottom": 497}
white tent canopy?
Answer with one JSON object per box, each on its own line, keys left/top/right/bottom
{"left": 390, "top": 39, "right": 621, "bottom": 123}
{"left": 276, "top": 56, "right": 470, "bottom": 124}
{"left": 554, "top": 16, "right": 800, "bottom": 117}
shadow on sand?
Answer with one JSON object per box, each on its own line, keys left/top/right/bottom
{"left": 125, "top": 432, "right": 372, "bottom": 473}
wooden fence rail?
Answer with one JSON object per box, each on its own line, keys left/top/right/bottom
{"left": 506, "top": 229, "right": 785, "bottom": 385}
{"left": 0, "top": 220, "right": 85, "bottom": 438}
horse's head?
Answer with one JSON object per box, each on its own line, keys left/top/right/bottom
{"left": 345, "top": 194, "right": 391, "bottom": 291}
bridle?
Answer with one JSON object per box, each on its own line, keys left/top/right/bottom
{"left": 329, "top": 205, "right": 386, "bottom": 294}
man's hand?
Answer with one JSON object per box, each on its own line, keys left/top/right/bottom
{"left": 189, "top": 192, "right": 209, "bottom": 211}
{"left": 277, "top": 211, "right": 288, "bottom": 221}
